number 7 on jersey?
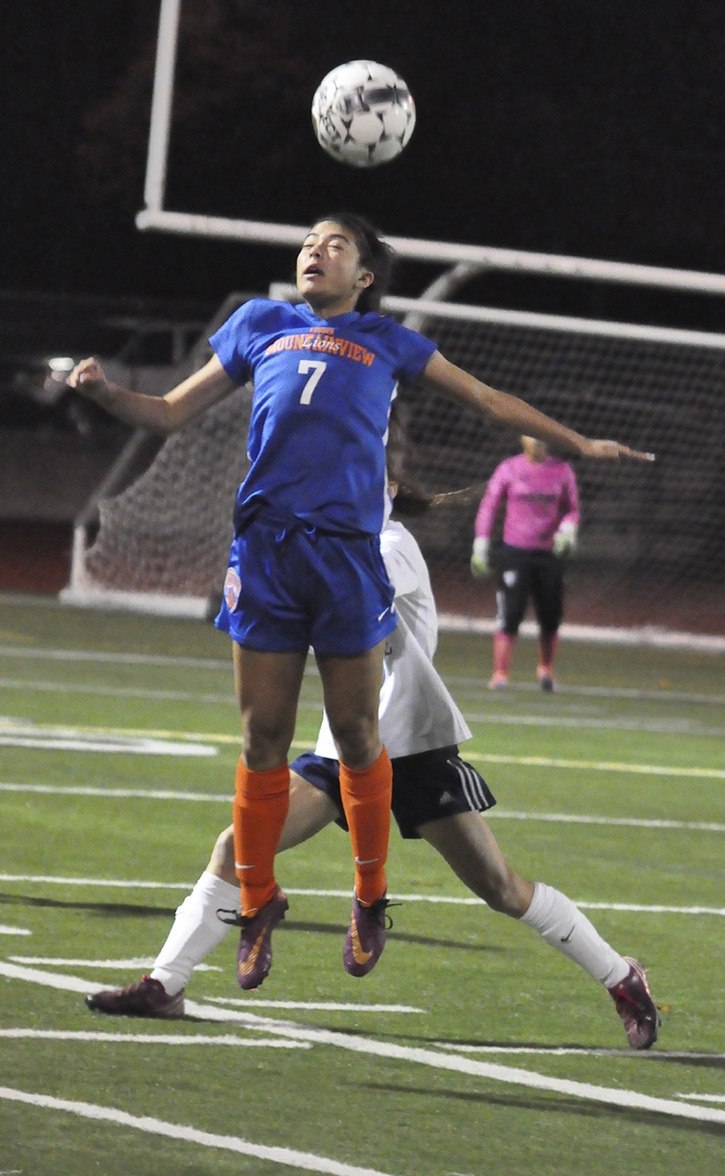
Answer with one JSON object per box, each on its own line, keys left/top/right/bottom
{"left": 298, "top": 359, "right": 327, "bottom": 404}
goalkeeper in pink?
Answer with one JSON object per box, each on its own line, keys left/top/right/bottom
{"left": 471, "top": 435, "right": 580, "bottom": 691}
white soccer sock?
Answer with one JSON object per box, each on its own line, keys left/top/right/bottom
{"left": 521, "top": 881, "right": 630, "bottom": 987}
{"left": 150, "top": 871, "right": 239, "bottom": 996}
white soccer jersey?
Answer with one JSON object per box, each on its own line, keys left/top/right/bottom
{"left": 315, "top": 520, "right": 471, "bottom": 759}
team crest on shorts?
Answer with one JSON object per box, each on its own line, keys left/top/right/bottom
{"left": 223, "top": 567, "right": 242, "bottom": 610}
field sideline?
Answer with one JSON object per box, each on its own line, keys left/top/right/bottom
{"left": 0, "top": 596, "right": 723, "bottom": 1175}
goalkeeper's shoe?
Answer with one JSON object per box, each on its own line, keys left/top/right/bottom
{"left": 608, "top": 957, "right": 660, "bottom": 1050}
{"left": 488, "top": 672, "right": 509, "bottom": 690}
{"left": 537, "top": 666, "right": 556, "bottom": 692}
{"left": 218, "top": 886, "right": 289, "bottom": 990}
{"left": 85, "top": 975, "right": 184, "bottom": 1018}
{"left": 344, "top": 893, "right": 393, "bottom": 977}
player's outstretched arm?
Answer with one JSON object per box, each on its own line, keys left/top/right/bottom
{"left": 422, "top": 351, "right": 655, "bottom": 462}
{"left": 67, "top": 354, "right": 236, "bottom": 434}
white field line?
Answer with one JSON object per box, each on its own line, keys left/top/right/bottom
{"left": 3, "top": 643, "right": 723, "bottom": 706}
{"left": 1, "top": 962, "right": 723, "bottom": 1127}
{"left": 473, "top": 754, "right": 725, "bottom": 781}
{"left": 0, "top": 874, "right": 722, "bottom": 916}
{"left": 0, "top": 926, "right": 30, "bottom": 936}
{"left": 3, "top": 682, "right": 722, "bottom": 736}
{"left": 0, "top": 645, "right": 232, "bottom": 670}
{"left": 0, "top": 676, "right": 236, "bottom": 706}
{"left": 0, "top": 874, "right": 721, "bottom": 916}
{"left": 8, "top": 956, "right": 220, "bottom": 970}
{"left": 0, "top": 730, "right": 216, "bottom": 756}
{"left": 436, "top": 1043, "right": 725, "bottom": 1060}
{"left": 676, "top": 1093, "right": 725, "bottom": 1103}
{"left": 3, "top": 713, "right": 725, "bottom": 778}
{"left": 3, "top": 779, "right": 725, "bottom": 819}
{"left": 0, "top": 1087, "right": 394, "bottom": 1176}
{"left": 203, "top": 997, "right": 424, "bottom": 1013}
{"left": 465, "top": 711, "right": 725, "bottom": 737}
{"left": 0, "top": 1028, "right": 308, "bottom": 1049}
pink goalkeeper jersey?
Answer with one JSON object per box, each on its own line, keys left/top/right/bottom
{"left": 474, "top": 453, "right": 580, "bottom": 550}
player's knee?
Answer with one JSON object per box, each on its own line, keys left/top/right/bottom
{"left": 243, "top": 719, "right": 294, "bottom": 769}
{"left": 329, "top": 716, "right": 379, "bottom": 770}
{"left": 480, "top": 868, "right": 530, "bottom": 917}
{"left": 207, "top": 824, "right": 236, "bottom": 882}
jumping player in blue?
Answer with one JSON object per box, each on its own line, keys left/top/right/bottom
{"left": 69, "top": 212, "right": 655, "bottom": 991}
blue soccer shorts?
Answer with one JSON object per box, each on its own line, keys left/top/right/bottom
{"left": 291, "top": 747, "right": 496, "bottom": 840}
{"left": 215, "top": 517, "right": 397, "bottom": 655}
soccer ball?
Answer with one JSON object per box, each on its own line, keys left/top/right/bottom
{"left": 311, "top": 60, "right": 416, "bottom": 169}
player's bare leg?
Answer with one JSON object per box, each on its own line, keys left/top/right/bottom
{"left": 418, "top": 810, "right": 659, "bottom": 1047}
{"left": 317, "top": 643, "right": 393, "bottom": 976}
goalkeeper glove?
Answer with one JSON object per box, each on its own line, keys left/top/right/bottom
{"left": 553, "top": 521, "right": 578, "bottom": 557}
{"left": 470, "top": 537, "right": 491, "bottom": 578}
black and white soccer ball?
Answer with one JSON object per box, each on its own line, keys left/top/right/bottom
{"left": 311, "top": 60, "right": 416, "bottom": 168}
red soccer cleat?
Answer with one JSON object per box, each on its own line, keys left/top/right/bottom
{"left": 85, "top": 975, "right": 185, "bottom": 1018}
{"left": 608, "top": 957, "right": 661, "bottom": 1050}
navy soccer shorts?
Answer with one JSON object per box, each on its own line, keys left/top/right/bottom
{"left": 291, "top": 747, "right": 496, "bottom": 840}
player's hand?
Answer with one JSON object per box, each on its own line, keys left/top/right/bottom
{"left": 470, "top": 537, "right": 491, "bottom": 578}
{"left": 581, "top": 439, "right": 655, "bottom": 462}
{"left": 553, "top": 521, "right": 578, "bottom": 557}
{"left": 67, "top": 357, "right": 109, "bottom": 399}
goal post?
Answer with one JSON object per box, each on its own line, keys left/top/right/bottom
{"left": 58, "top": 0, "right": 724, "bottom": 645}
{"left": 61, "top": 284, "right": 725, "bottom": 646}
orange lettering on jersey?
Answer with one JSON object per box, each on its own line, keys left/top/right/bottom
{"left": 264, "top": 333, "right": 376, "bottom": 366}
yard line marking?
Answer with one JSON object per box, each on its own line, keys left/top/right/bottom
{"left": 0, "top": 727, "right": 216, "bottom": 756}
{"left": 1, "top": 963, "right": 723, "bottom": 1126}
{"left": 464, "top": 711, "right": 725, "bottom": 737}
{"left": 0, "top": 876, "right": 722, "bottom": 916}
{"left": 0, "top": 645, "right": 231, "bottom": 670}
{"left": 4, "top": 680, "right": 723, "bottom": 735}
{"left": 205, "top": 998, "right": 424, "bottom": 1013}
{"left": 9, "top": 956, "right": 220, "bottom": 971}
{"left": 676, "top": 1093, "right": 725, "bottom": 1103}
{"left": 0, "top": 926, "right": 31, "bottom": 937}
{"left": 0, "top": 1028, "right": 308, "bottom": 1049}
{"left": 0, "top": 781, "right": 236, "bottom": 801}
{"left": 2, "top": 781, "right": 724, "bottom": 828}
{"left": 435, "top": 1043, "right": 725, "bottom": 1060}
{"left": 449, "top": 675, "right": 725, "bottom": 707}
{"left": 0, "top": 1087, "right": 395, "bottom": 1176}
{"left": 0, "top": 676, "right": 236, "bottom": 706}
{"left": 489, "top": 811, "right": 725, "bottom": 832}
{"left": 4, "top": 643, "right": 723, "bottom": 705}
{"left": 472, "top": 753, "right": 725, "bottom": 780}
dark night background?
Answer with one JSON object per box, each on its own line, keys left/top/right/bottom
{"left": 3, "top": 0, "right": 725, "bottom": 326}
{"left": 1, "top": 0, "right": 723, "bottom": 620}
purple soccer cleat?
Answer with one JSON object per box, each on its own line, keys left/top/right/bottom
{"left": 343, "top": 893, "right": 393, "bottom": 978}
{"left": 223, "top": 886, "right": 289, "bottom": 991}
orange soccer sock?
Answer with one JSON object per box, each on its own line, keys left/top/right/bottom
{"left": 339, "top": 747, "right": 392, "bottom": 906}
{"left": 232, "top": 759, "right": 290, "bottom": 917}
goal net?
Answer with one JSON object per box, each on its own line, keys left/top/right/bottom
{"left": 62, "top": 292, "right": 724, "bottom": 642}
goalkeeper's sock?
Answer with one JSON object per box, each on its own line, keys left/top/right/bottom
{"left": 233, "top": 760, "right": 290, "bottom": 917}
{"left": 538, "top": 631, "right": 558, "bottom": 674}
{"left": 151, "top": 871, "right": 239, "bottom": 996}
{"left": 492, "top": 631, "right": 515, "bottom": 679}
{"left": 521, "top": 882, "right": 629, "bottom": 987}
{"left": 339, "top": 747, "right": 392, "bottom": 906}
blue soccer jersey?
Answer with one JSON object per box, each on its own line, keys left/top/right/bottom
{"left": 210, "top": 298, "right": 437, "bottom": 536}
